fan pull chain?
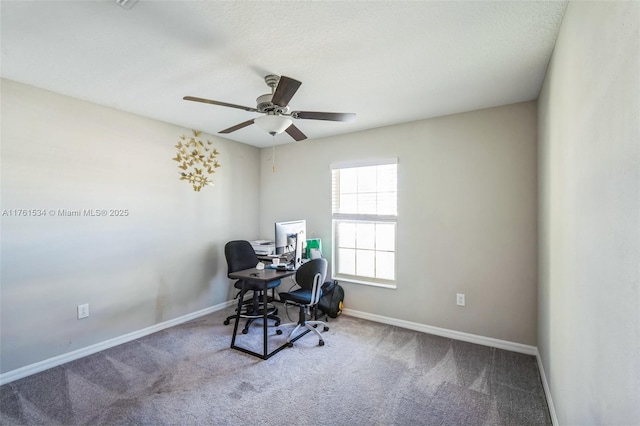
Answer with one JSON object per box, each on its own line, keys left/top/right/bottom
{"left": 272, "top": 138, "right": 276, "bottom": 173}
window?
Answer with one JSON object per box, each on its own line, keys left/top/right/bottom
{"left": 331, "top": 159, "right": 397, "bottom": 288}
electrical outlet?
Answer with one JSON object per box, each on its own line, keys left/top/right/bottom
{"left": 456, "top": 293, "right": 465, "bottom": 307}
{"left": 77, "top": 303, "right": 89, "bottom": 319}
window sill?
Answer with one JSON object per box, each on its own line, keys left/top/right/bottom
{"left": 334, "top": 276, "right": 397, "bottom": 290}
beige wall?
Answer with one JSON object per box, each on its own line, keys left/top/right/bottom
{"left": 538, "top": 1, "right": 640, "bottom": 424}
{"left": 259, "top": 102, "right": 538, "bottom": 345}
{"left": 0, "top": 80, "right": 538, "bottom": 376}
{"left": 0, "top": 79, "right": 261, "bottom": 373}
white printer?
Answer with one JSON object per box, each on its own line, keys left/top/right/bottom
{"left": 250, "top": 240, "right": 275, "bottom": 256}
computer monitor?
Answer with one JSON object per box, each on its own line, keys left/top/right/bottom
{"left": 274, "top": 219, "right": 306, "bottom": 269}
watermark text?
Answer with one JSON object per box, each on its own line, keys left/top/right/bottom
{"left": 2, "top": 208, "right": 130, "bottom": 217}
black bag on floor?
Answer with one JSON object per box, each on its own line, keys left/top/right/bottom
{"left": 318, "top": 280, "right": 344, "bottom": 318}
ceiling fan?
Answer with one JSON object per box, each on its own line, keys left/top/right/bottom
{"left": 183, "top": 75, "right": 356, "bottom": 141}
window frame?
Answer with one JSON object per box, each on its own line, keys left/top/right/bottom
{"left": 330, "top": 159, "right": 398, "bottom": 289}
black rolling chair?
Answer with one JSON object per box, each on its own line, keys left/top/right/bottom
{"left": 276, "top": 258, "right": 329, "bottom": 347}
{"left": 224, "top": 240, "right": 281, "bottom": 334}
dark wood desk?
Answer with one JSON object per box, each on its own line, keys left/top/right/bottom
{"left": 228, "top": 267, "right": 296, "bottom": 359}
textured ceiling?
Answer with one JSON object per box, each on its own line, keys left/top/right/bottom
{"left": 1, "top": 1, "right": 567, "bottom": 148}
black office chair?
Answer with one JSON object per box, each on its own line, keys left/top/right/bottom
{"left": 276, "top": 258, "right": 329, "bottom": 347}
{"left": 224, "top": 240, "right": 281, "bottom": 334}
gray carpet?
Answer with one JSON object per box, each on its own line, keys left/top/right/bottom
{"left": 0, "top": 306, "right": 551, "bottom": 425}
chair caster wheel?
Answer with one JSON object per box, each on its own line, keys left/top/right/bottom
{"left": 319, "top": 340, "right": 325, "bottom": 346}
{"left": 275, "top": 321, "right": 281, "bottom": 326}
{"left": 287, "top": 342, "right": 294, "bottom": 348}
{"left": 223, "top": 319, "right": 230, "bottom": 325}
{"left": 323, "top": 326, "right": 329, "bottom": 332}
{"left": 276, "top": 329, "right": 283, "bottom": 335}
{"left": 242, "top": 329, "right": 249, "bottom": 334}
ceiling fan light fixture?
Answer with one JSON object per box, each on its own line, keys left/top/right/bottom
{"left": 254, "top": 114, "right": 292, "bottom": 136}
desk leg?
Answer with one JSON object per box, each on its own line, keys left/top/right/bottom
{"left": 263, "top": 281, "right": 268, "bottom": 358}
{"left": 230, "top": 276, "right": 303, "bottom": 360}
{"left": 230, "top": 281, "right": 246, "bottom": 348}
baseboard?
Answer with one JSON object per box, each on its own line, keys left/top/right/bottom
{"left": 342, "top": 308, "right": 537, "bottom": 355}
{"left": 0, "top": 300, "right": 235, "bottom": 386}
{"left": 535, "top": 348, "right": 559, "bottom": 426}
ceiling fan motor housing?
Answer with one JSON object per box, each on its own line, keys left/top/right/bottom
{"left": 256, "top": 93, "right": 290, "bottom": 114}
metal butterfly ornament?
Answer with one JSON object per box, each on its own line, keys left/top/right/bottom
{"left": 173, "top": 130, "right": 221, "bottom": 191}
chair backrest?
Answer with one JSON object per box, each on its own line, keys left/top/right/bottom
{"left": 224, "top": 240, "right": 259, "bottom": 276}
{"left": 294, "top": 258, "right": 328, "bottom": 306}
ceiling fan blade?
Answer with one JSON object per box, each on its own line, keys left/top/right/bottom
{"left": 271, "top": 76, "right": 302, "bottom": 107}
{"left": 219, "top": 119, "right": 255, "bottom": 134}
{"left": 292, "top": 111, "right": 356, "bottom": 122}
{"left": 183, "top": 96, "right": 258, "bottom": 112}
{"left": 285, "top": 124, "right": 307, "bottom": 141}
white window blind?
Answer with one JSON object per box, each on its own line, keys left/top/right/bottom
{"left": 331, "top": 159, "right": 397, "bottom": 287}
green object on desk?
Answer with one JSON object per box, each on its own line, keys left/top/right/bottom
{"left": 306, "top": 238, "right": 321, "bottom": 259}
